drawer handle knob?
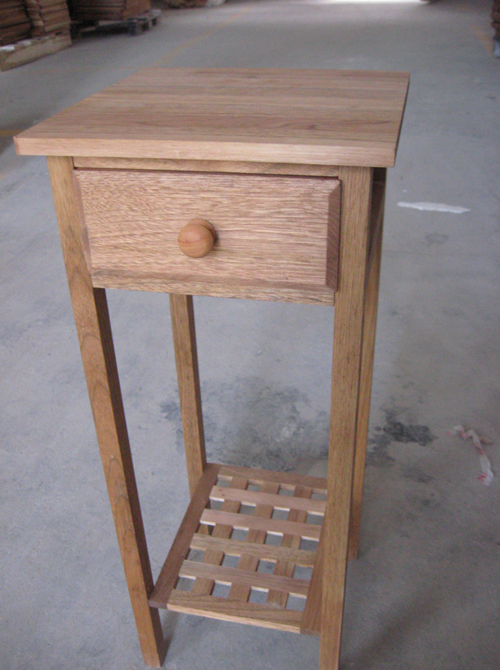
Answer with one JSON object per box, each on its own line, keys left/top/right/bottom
{"left": 178, "top": 219, "right": 216, "bottom": 258}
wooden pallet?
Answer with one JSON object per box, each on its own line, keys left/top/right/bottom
{"left": 149, "top": 463, "right": 326, "bottom": 634}
{"left": 24, "top": 1, "right": 71, "bottom": 37}
{"left": 0, "top": 31, "right": 71, "bottom": 71}
{"left": 76, "top": 8, "right": 161, "bottom": 36}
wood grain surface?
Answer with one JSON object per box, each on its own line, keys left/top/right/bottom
{"left": 35, "top": 66, "right": 407, "bottom": 670}
{"left": 348, "top": 172, "right": 386, "bottom": 559}
{"left": 226, "top": 480, "right": 279, "bottom": 602}
{"left": 179, "top": 560, "right": 310, "bottom": 597}
{"left": 150, "top": 466, "right": 327, "bottom": 634}
{"left": 189, "top": 534, "right": 317, "bottom": 567}
{"left": 73, "top": 169, "right": 341, "bottom": 297}
{"left": 47, "top": 156, "right": 166, "bottom": 667}
{"left": 218, "top": 464, "right": 327, "bottom": 492}
{"left": 90, "top": 274, "right": 336, "bottom": 305}
{"left": 169, "top": 294, "right": 207, "bottom": 496}
{"left": 267, "top": 484, "right": 312, "bottom": 609}
{"left": 209, "top": 484, "right": 326, "bottom": 514}
{"left": 301, "top": 524, "right": 323, "bottom": 636}
{"left": 200, "top": 509, "right": 322, "bottom": 541}
{"left": 319, "top": 166, "right": 374, "bottom": 670}
{"left": 148, "top": 464, "right": 220, "bottom": 608}
{"left": 190, "top": 475, "right": 247, "bottom": 597}
{"left": 167, "top": 593, "right": 303, "bottom": 633}
{"left": 15, "top": 68, "right": 409, "bottom": 166}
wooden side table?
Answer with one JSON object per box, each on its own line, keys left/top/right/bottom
{"left": 15, "top": 68, "right": 409, "bottom": 670}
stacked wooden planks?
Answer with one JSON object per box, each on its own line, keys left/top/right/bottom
{"left": 493, "top": 0, "right": 500, "bottom": 37}
{"left": 24, "top": 1, "right": 71, "bottom": 37}
{"left": 70, "top": 0, "right": 151, "bottom": 22}
{"left": 0, "top": 1, "right": 32, "bottom": 45}
{"left": 163, "top": 0, "right": 224, "bottom": 7}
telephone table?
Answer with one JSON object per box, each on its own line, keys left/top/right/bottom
{"left": 15, "top": 67, "right": 409, "bottom": 670}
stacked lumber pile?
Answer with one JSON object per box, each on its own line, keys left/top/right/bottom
{"left": 493, "top": 0, "right": 500, "bottom": 37}
{"left": 24, "top": 1, "right": 71, "bottom": 37}
{"left": 70, "top": 0, "right": 151, "bottom": 22}
{"left": 162, "top": 0, "right": 224, "bottom": 6}
{"left": 161, "top": 0, "right": 201, "bottom": 6}
{"left": 0, "top": 1, "right": 31, "bottom": 45}
{"left": 0, "top": 0, "right": 71, "bottom": 70}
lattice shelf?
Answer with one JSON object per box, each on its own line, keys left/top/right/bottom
{"left": 149, "top": 463, "right": 327, "bottom": 634}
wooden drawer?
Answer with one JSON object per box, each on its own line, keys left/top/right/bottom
{"left": 74, "top": 169, "right": 341, "bottom": 304}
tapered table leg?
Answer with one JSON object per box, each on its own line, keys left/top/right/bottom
{"left": 169, "top": 293, "right": 207, "bottom": 496}
{"left": 48, "top": 156, "right": 166, "bottom": 667}
{"left": 319, "top": 166, "right": 373, "bottom": 670}
{"left": 348, "top": 171, "right": 386, "bottom": 559}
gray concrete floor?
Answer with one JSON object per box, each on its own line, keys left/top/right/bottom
{"left": 1, "top": 0, "right": 500, "bottom": 668}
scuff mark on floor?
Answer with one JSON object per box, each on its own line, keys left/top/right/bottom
{"left": 368, "top": 409, "right": 436, "bottom": 467}
{"left": 383, "top": 410, "right": 436, "bottom": 446}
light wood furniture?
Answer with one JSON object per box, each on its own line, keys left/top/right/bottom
{"left": 15, "top": 67, "right": 409, "bottom": 670}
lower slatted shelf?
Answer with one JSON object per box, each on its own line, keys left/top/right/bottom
{"left": 149, "top": 463, "right": 327, "bottom": 634}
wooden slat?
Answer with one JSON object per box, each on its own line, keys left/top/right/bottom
{"left": 227, "top": 481, "right": 278, "bottom": 602}
{"left": 179, "top": 561, "right": 310, "bottom": 597}
{"left": 300, "top": 533, "right": 323, "bottom": 636}
{"left": 218, "top": 464, "right": 328, "bottom": 493}
{"left": 209, "top": 485, "right": 325, "bottom": 515}
{"left": 190, "top": 476, "right": 247, "bottom": 596}
{"left": 167, "top": 592, "right": 303, "bottom": 633}
{"left": 148, "top": 463, "right": 220, "bottom": 609}
{"left": 169, "top": 294, "right": 206, "bottom": 496}
{"left": 267, "top": 485, "right": 312, "bottom": 608}
{"left": 47, "top": 156, "right": 166, "bottom": 668}
{"left": 189, "top": 534, "right": 316, "bottom": 567}
{"left": 73, "top": 156, "right": 340, "bottom": 178}
{"left": 200, "top": 510, "right": 321, "bottom": 541}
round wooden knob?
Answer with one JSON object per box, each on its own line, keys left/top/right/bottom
{"left": 178, "top": 219, "right": 216, "bottom": 258}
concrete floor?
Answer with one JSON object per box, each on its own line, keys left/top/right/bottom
{"left": 1, "top": 0, "right": 499, "bottom": 668}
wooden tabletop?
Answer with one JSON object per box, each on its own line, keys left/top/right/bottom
{"left": 15, "top": 67, "right": 409, "bottom": 167}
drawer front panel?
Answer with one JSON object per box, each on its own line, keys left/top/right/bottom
{"left": 74, "top": 169, "right": 340, "bottom": 302}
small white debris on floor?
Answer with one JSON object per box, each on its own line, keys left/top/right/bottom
{"left": 447, "top": 425, "right": 494, "bottom": 486}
